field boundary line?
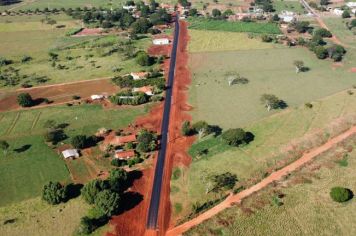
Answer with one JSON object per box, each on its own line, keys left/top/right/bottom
{"left": 167, "top": 126, "right": 356, "bottom": 236}
{"left": 5, "top": 112, "right": 20, "bottom": 135}
{"left": 31, "top": 111, "right": 42, "bottom": 131}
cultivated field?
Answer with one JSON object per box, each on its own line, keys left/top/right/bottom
{"left": 0, "top": 14, "right": 151, "bottom": 88}
{"left": 188, "top": 18, "right": 282, "bottom": 34}
{"left": 0, "top": 104, "right": 146, "bottom": 206}
{"left": 188, "top": 30, "right": 275, "bottom": 53}
{"left": 185, "top": 141, "right": 356, "bottom": 236}
{"left": 189, "top": 47, "right": 356, "bottom": 129}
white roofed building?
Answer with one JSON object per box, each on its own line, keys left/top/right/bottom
{"left": 62, "top": 149, "right": 80, "bottom": 159}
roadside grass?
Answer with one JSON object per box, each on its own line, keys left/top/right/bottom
{"left": 273, "top": 0, "right": 306, "bottom": 14}
{"left": 0, "top": 14, "right": 152, "bottom": 88}
{"left": 0, "top": 104, "right": 146, "bottom": 206}
{"left": 188, "top": 30, "right": 275, "bottom": 53}
{"left": 185, "top": 144, "right": 356, "bottom": 236}
{"left": 0, "top": 197, "right": 90, "bottom": 236}
{"left": 0, "top": 0, "right": 125, "bottom": 11}
{"left": 188, "top": 17, "right": 281, "bottom": 34}
{"left": 171, "top": 90, "right": 356, "bottom": 219}
{"left": 322, "top": 17, "right": 356, "bottom": 48}
{"left": 189, "top": 47, "right": 356, "bottom": 129}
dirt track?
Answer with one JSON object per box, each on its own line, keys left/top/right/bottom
{"left": 167, "top": 126, "right": 356, "bottom": 236}
{"left": 0, "top": 78, "right": 118, "bottom": 112}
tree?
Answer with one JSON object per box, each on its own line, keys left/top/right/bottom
{"left": 42, "top": 181, "right": 67, "bottom": 205}
{"left": 181, "top": 121, "right": 192, "bottom": 136}
{"left": 178, "top": 0, "right": 190, "bottom": 7}
{"left": 260, "top": 94, "right": 283, "bottom": 111}
{"left": 81, "top": 179, "right": 109, "bottom": 204}
{"left": 17, "top": 93, "right": 33, "bottom": 107}
{"left": 192, "top": 121, "right": 211, "bottom": 139}
{"left": 351, "top": 19, "right": 356, "bottom": 28}
{"left": 71, "top": 135, "right": 87, "bottom": 149}
{"left": 291, "top": 21, "right": 310, "bottom": 33}
{"left": 136, "top": 129, "right": 157, "bottom": 152}
{"left": 320, "top": 0, "right": 329, "bottom": 5}
{"left": 94, "top": 190, "right": 121, "bottom": 217}
{"left": 210, "top": 172, "right": 238, "bottom": 192}
{"left": 0, "top": 140, "right": 9, "bottom": 156}
{"left": 221, "top": 128, "right": 248, "bottom": 146}
{"left": 293, "top": 60, "right": 304, "bottom": 73}
{"left": 78, "top": 216, "right": 97, "bottom": 234}
{"left": 109, "top": 168, "right": 128, "bottom": 193}
{"left": 342, "top": 10, "right": 351, "bottom": 18}
{"left": 136, "top": 52, "right": 154, "bottom": 66}
{"left": 189, "top": 8, "right": 198, "bottom": 16}
{"left": 272, "top": 14, "right": 280, "bottom": 22}
{"left": 131, "top": 17, "right": 152, "bottom": 34}
{"left": 330, "top": 187, "right": 353, "bottom": 202}
{"left": 212, "top": 9, "right": 221, "bottom": 18}
{"left": 44, "top": 129, "right": 66, "bottom": 145}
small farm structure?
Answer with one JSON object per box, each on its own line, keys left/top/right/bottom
{"left": 130, "top": 72, "right": 149, "bottom": 80}
{"left": 62, "top": 149, "right": 80, "bottom": 159}
{"left": 115, "top": 150, "right": 135, "bottom": 160}
{"left": 133, "top": 86, "right": 154, "bottom": 96}
{"left": 153, "top": 38, "right": 170, "bottom": 45}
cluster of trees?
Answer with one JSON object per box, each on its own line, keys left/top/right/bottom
{"left": 210, "top": 8, "right": 234, "bottom": 19}
{"left": 110, "top": 90, "right": 149, "bottom": 105}
{"left": 71, "top": 134, "right": 99, "bottom": 149}
{"left": 181, "top": 120, "right": 218, "bottom": 138}
{"left": 221, "top": 128, "right": 251, "bottom": 146}
{"left": 209, "top": 172, "right": 238, "bottom": 193}
{"left": 78, "top": 168, "right": 129, "bottom": 234}
{"left": 112, "top": 73, "right": 165, "bottom": 90}
{"left": 42, "top": 181, "right": 68, "bottom": 205}
{"left": 254, "top": 0, "right": 275, "bottom": 12}
{"left": 66, "top": 0, "right": 171, "bottom": 32}
{"left": 135, "top": 51, "right": 155, "bottom": 66}
{"left": 136, "top": 129, "right": 158, "bottom": 153}
{"left": 260, "top": 94, "right": 286, "bottom": 111}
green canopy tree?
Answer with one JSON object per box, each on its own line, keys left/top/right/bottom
{"left": 0, "top": 140, "right": 9, "bottom": 156}
{"left": 81, "top": 179, "right": 109, "bottom": 204}
{"left": 17, "top": 93, "right": 33, "bottom": 107}
{"left": 221, "top": 128, "right": 248, "bottom": 146}
{"left": 94, "top": 190, "right": 121, "bottom": 217}
{"left": 42, "top": 181, "right": 67, "bottom": 205}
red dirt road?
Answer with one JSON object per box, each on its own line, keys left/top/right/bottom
{"left": 167, "top": 126, "right": 356, "bottom": 236}
{"left": 0, "top": 78, "right": 117, "bottom": 112}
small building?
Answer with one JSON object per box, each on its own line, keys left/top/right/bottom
{"left": 62, "top": 149, "right": 80, "bottom": 159}
{"left": 130, "top": 72, "right": 149, "bottom": 80}
{"left": 123, "top": 5, "right": 136, "bottom": 11}
{"left": 115, "top": 150, "right": 135, "bottom": 160}
{"left": 116, "top": 134, "right": 137, "bottom": 144}
{"left": 91, "top": 94, "right": 104, "bottom": 100}
{"left": 153, "top": 38, "right": 170, "bottom": 45}
{"left": 279, "top": 11, "right": 296, "bottom": 23}
{"left": 133, "top": 86, "right": 154, "bottom": 96}
{"left": 346, "top": 2, "right": 356, "bottom": 8}
{"left": 332, "top": 8, "right": 344, "bottom": 16}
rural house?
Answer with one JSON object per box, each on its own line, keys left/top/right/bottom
{"left": 133, "top": 86, "right": 154, "bottom": 96}
{"left": 153, "top": 38, "right": 170, "bottom": 45}
{"left": 130, "top": 72, "right": 149, "bottom": 80}
{"left": 115, "top": 150, "right": 135, "bottom": 160}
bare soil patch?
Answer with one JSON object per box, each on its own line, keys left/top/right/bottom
{"left": 0, "top": 79, "right": 118, "bottom": 112}
{"left": 74, "top": 28, "right": 104, "bottom": 36}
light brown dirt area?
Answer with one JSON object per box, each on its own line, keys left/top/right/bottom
{"left": 74, "top": 28, "right": 104, "bottom": 36}
{"left": 0, "top": 78, "right": 118, "bottom": 112}
{"left": 167, "top": 126, "right": 356, "bottom": 236}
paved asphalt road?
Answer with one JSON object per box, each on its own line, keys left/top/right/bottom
{"left": 146, "top": 15, "right": 180, "bottom": 229}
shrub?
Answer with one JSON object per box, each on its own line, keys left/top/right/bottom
{"left": 342, "top": 10, "right": 350, "bottom": 18}
{"left": 261, "top": 34, "right": 273, "bottom": 42}
{"left": 111, "top": 158, "right": 127, "bottom": 167}
{"left": 21, "top": 55, "right": 33, "bottom": 63}
{"left": 181, "top": 121, "right": 192, "bottom": 136}
{"left": 136, "top": 51, "right": 154, "bottom": 66}
{"left": 71, "top": 135, "right": 88, "bottom": 149}
{"left": 314, "top": 46, "right": 328, "bottom": 59}
{"left": 314, "top": 28, "right": 332, "bottom": 38}
{"left": 17, "top": 93, "right": 33, "bottom": 107}
{"left": 330, "top": 187, "right": 353, "bottom": 202}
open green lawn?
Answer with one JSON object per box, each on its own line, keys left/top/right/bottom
{"left": 189, "top": 30, "right": 276, "bottom": 53}
{"left": 188, "top": 18, "right": 282, "bottom": 34}
{"left": 185, "top": 143, "right": 356, "bottom": 235}
{"left": 273, "top": 0, "right": 306, "bottom": 14}
{"left": 0, "top": 104, "right": 147, "bottom": 206}
{"left": 0, "top": 14, "right": 152, "bottom": 88}
{"left": 322, "top": 17, "right": 356, "bottom": 48}
{"left": 189, "top": 47, "right": 356, "bottom": 129}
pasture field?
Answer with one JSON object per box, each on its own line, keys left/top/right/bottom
{"left": 188, "top": 30, "right": 276, "bottom": 53}
{"left": 0, "top": 197, "right": 90, "bottom": 236}
{"left": 185, "top": 142, "right": 356, "bottom": 236}
{"left": 0, "top": 0, "right": 124, "bottom": 11}
{"left": 273, "top": 0, "right": 305, "bottom": 14}
{"left": 171, "top": 90, "right": 356, "bottom": 219}
{"left": 189, "top": 47, "right": 356, "bottom": 129}
{"left": 0, "top": 14, "right": 151, "bottom": 88}
{"left": 0, "top": 104, "right": 146, "bottom": 206}
{"left": 322, "top": 17, "right": 356, "bottom": 48}
{"left": 188, "top": 18, "right": 282, "bottom": 34}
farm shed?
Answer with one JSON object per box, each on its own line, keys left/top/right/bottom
{"left": 115, "top": 134, "right": 137, "bottom": 145}
{"left": 130, "top": 72, "right": 149, "bottom": 80}
{"left": 133, "top": 86, "right": 154, "bottom": 96}
{"left": 62, "top": 149, "right": 80, "bottom": 159}
{"left": 153, "top": 38, "right": 170, "bottom": 45}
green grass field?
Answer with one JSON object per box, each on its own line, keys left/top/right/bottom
{"left": 322, "top": 17, "right": 356, "bottom": 48}
{"left": 188, "top": 30, "right": 275, "bottom": 53}
{"left": 171, "top": 90, "right": 356, "bottom": 219}
{"left": 0, "top": 14, "right": 152, "bottom": 88}
{"left": 273, "top": 0, "right": 306, "bottom": 14}
{"left": 185, "top": 143, "right": 356, "bottom": 235}
{"left": 189, "top": 47, "right": 356, "bottom": 129}
{"left": 188, "top": 18, "right": 282, "bottom": 34}
{"left": 0, "top": 104, "right": 146, "bottom": 206}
